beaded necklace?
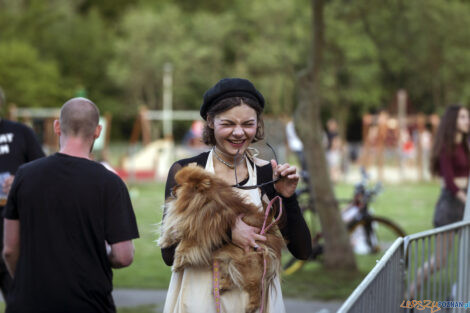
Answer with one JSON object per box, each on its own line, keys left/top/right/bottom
{"left": 212, "top": 147, "right": 245, "bottom": 169}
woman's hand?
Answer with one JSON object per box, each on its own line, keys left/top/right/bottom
{"left": 232, "top": 214, "right": 266, "bottom": 253}
{"left": 457, "top": 190, "right": 467, "bottom": 204}
{"left": 271, "top": 160, "right": 299, "bottom": 198}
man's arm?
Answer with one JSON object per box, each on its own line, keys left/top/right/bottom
{"left": 106, "top": 240, "right": 134, "bottom": 268}
{"left": 3, "top": 219, "right": 20, "bottom": 277}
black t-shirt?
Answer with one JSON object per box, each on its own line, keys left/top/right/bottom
{"left": 4, "top": 153, "right": 139, "bottom": 313}
{"left": 0, "top": 119, "right": 45, "bottom": 175}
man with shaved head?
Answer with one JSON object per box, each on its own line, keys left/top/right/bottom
{"left": 60, "top": 97, "right": 100, "bottom": 141}
{"left": 2, "top": 98, "right": 139, "bottom": 313}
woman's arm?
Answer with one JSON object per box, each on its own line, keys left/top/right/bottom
{"left": 439, "top": 151, "right": 466, "bottom": 202}
{"left": 260, "top": 162, "right": 312, "bottom": 260}
{"left": 278, "top": 194, "right": 312, "bottom": 260}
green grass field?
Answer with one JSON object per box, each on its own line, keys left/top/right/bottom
{"left": 112, "top": 180, "right": 441, "bottom": 301}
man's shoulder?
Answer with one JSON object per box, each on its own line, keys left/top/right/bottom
{"left": 14, "top": 154, "right": 53, "bottom": 180}
{"left": 100, "top": 165, "right": 126, "bottom": 185}
{"left": 90, "top": 162, "right": 129, "bottom": 192}
{"left": 74, "top": 158, "right": 125, "bottom": 185}
{"left": 18, "top": 154, "right": 120, "bottom": 178}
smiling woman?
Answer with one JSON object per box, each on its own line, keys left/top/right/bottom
{"left": 158, "top": 78, "right": 312, "bottom": 313}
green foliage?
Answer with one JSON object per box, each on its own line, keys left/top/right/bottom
{"left": 109, "top": 5, "right": 231, "bottom": 111}
{"left": 0, "top": 41, "right": 67, "bottom": 108}
{"left": 342, "top": 0, "right": 470, "bottom": 111}
{"left": 108, "top": 0, "right": 310, "bottom": 115}
{"left": 1, "top": 0, "right": 470, "bottom": 138}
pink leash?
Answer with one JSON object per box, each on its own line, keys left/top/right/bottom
{"left": 212, "top": 196, "right": 283, "bottom": 313}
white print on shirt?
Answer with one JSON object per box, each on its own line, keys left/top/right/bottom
{"left": 0, "top": 133, "right": 14, "bottom": 155}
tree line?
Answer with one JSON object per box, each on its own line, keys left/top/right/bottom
{"left": 1, "top": 0, "right": 469, "bottom": 139}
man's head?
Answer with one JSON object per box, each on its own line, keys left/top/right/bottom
{"left": 54, "top": 97, "right": 101, "bottom": 145}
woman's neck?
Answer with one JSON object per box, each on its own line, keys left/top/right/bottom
{"left": 212, "top": 147, "right": 248, "bottom": 185}
{"left": 213, "top": 146, "right": 244, "bottom": 167}
{"left": 455, "top": 132, "right": 463, "bottom": 144}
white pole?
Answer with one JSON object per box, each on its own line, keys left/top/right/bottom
{"left": 397, "top": 89, "right": 407, "bottom": 180}
{"left": 163, "top": 63, "right": 173, "bottom": 138}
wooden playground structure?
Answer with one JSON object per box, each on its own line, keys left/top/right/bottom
{"left": 118, "top": 106, "right": 202, "bottom": 181}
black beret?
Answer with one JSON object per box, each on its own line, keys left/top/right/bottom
{"left": 200, "top": 78, "right": 265, "bottom": 120}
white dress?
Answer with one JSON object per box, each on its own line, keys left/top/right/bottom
{"left": 163, "top": 150, "right": 286, "bottom": 313}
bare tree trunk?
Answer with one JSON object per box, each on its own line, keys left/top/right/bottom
{"left": 294, "top": 0, "right": 357, "bottom": 270}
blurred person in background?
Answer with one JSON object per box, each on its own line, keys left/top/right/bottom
{"left": 325, "top": 118, "right": 342, "bottom": 182}
{"left": 431, "top": 104, "right": 469, "bottom": 227}
{"left": 408, "top": 104, "right": 470, "bottom": 298}
{"left": 285, "top": 120, "right": 306, "bottom": 171}
{"left": 183, "top": 120, "right": 206, "bottom": 149}
{"left": 0, "top": 87, "right": 45, "bottom": 299}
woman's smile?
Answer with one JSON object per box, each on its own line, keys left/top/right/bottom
{"left": 227, "top": 139, "right": 246, "bottom": 149}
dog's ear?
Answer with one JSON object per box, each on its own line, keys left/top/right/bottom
{"left": 175, "top": 166, "right": 212, "bottom": 192}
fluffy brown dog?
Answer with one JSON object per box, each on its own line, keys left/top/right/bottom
{"left": 158, "top": 165, "right": 284, "bottom": 313}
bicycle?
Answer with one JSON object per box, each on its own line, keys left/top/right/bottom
{"left": 282, "top": 167, "right": 406, "bottom": 275}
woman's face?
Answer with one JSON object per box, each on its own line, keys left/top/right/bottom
{"left": 456, "top": 108, "right": 470, "bottom": 134}
{"left": 210, "top": 104, "right": 258, "bottom": 156}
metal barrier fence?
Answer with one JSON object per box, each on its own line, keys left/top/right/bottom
{"left": 338, "top": 238, "right": 404, "bottom": 313}
{"left": 338, "top": 220, "right": 470, "bottom": 313}
{"left": 404, "top": 220, "right": 470, "bottom": 313}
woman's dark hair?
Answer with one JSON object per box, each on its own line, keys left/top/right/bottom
{"left": 202, "top": 97, "right": 264, "bottom": 146}
{"left": 431, "top": 104, "right": 469, "bottom": 176}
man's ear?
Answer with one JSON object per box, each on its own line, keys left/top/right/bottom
{"left": 53, "top": 120, "right": 61, "bottom": 136}
{"left": 94, "top": 124, "right": 102, "bottom": 139}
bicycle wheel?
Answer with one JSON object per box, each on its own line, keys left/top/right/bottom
{"left": 349, "top": 216, "right": 406, "bottom": 253}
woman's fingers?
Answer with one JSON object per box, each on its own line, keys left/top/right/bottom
{"left": 276, "top": 164, "right": 289, "bottom": 176}
{"left": 232, "top": 217, "right": 268, "bottom": 252}
{"left": 253, "top": 234, "right": 267, "bottom": 242}
{"left": 280, "top": 165, "right": 297, "bottom": 177}
{"left": 272, "top": 161, "right": 297, "bottom": 178}
{"left": 273, "top": 162, "right": 299, "bottom": 198}
{"left": 287, "top": 173, "right": 299, "bottom": 180}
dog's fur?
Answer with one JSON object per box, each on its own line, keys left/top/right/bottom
{"left": 158, "top": 165, "right": 284, "bottom": 313}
